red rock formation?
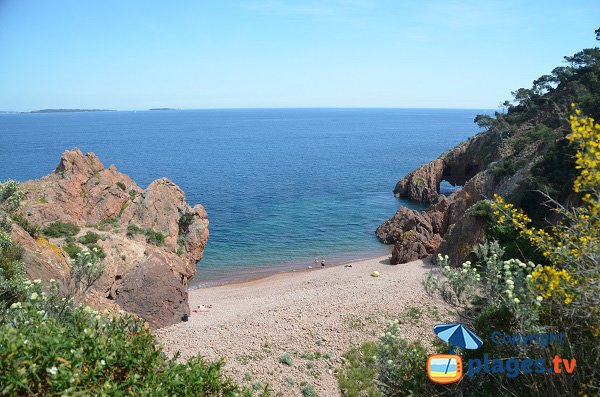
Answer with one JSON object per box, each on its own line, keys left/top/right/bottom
{"left": 15, "top": 149, "right": 209, "bottom": 328}
{"left": 378, "top": 130, "right": 500, "bottom": 265}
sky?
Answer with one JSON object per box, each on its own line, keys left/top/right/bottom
{"left": 0, "top": 0, "right": 598, "bottom": 111}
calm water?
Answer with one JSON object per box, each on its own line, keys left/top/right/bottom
{"left": 0, "top": 109, "right": 488, "bottom": 286}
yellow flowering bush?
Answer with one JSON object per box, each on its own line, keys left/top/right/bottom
{"left": 490, "top": 108, "right": 600, "bottom": 271}
{"left": 529, "top": 265, "right": 577, "bottom": 305}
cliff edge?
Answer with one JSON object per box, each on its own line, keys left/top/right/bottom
{"left": 11, "top": 149, "right": 209, "bottom": 328}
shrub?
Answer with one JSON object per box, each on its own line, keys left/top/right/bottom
{"left": 0, "top": 281, "right": 268, "bottom": 396}
{"left": 337, "top": 341, "right": 380, "bottom": 397}
{"left": 0, "top": 180, "right": 23, "bottom": 214}
{"left": 43, "top": 222, "right": 80, "bottom": 238}
{"left": 10, "top": 213, "right": 40, "bottom": 237}
{"left": 338, "top": 322, "right": 435, "bottom": 397}
{"left": 96, "top": 217, "right": 119, "bottom": 231}
{"left": 145, "top": 230, "right": 165, "bottom": 246}
{"left": 300, "top": 383, "right": 316, "bottom": 397}
{"left": 63, "top": 242, "right": 82, "bottom": 258}
{"left": 375, "top": 322, "right": 433, "bottom": 397}
{"left": 116, "top": 181, "right": 126, "bottom": 191}
{"left": 279, "top": 353, "right": 293, "bottom": 366}
{"left": 78, "top": 231, "right": 100, "bottom": 245}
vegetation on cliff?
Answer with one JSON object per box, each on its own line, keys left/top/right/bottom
{"left": 345, "top": 31, "right": 600, "bottom": 396}
{"left": 0, "top": 181, "right": 269, "bottom": 396}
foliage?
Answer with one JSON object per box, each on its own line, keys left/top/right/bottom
{"left": 0, "top": 180, "right": 23, "bottom": 214}
{"left": 127, "top": 223, "right": 166, "bottom": 246}
{"left": 144, "top": 229, "right": 165, "bottom": 246}
{"left": 96, "top": 216, "right": 119, "bottom": 230}
{"left": 78, "top": 231, "right": 100, "bottom": 245}
{"left": 43, "top": 222, "right": 80, "bottom": 238}
{"left": 375, "top": 321, "right": 432, "bottom": 397}
{"left": 279, "top": 353, "right": 293, "bottom": 366}
{"left": 62, "top": 242, "right": 82, "bottom": 258}
{"left": 116, "top": 181, "right": 126, "bottom": 191}
{"left": 0, "top": 281, "right": 267, "bottom": 396}
{"left": 10, "top": 213, "right": 40, "bottom": 237}
{"left": 337, "top": 322, "right": 435, "bottom": 397}
{"left": 337, "top": 341, "right": 381, "bottom": 397}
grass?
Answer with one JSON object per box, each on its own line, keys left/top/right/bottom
{"left": 279, "top": 353, "right": 294, "bottom": 366}
{"left": 300, "top": 382, "right": 317, "bottom": 397}
{"left": 42, "top": 221, "right": 80, "bottom": 238}
{"left": 402, "top": 306, "right": 422, "bottom": 325}
{"left": 284, "top": 377, "right": 296, "bottom": 386}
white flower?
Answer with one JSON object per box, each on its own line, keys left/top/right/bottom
{"left": 513, "top": 298, "right": 520, "bottom": 304}
{"left": 100, "top": 359, "right": 105, "bottom": 366}
{"left": 526, "top": 275, "right": 532, "bottom": 280}
{"left": 33, "top": 279, "right": 42, "bottom": 284}
{"left": 49, "top": 278, "right": 56, "bottom": 283}
{"left": 536, "top": 296, "right": 543, "bottom": 302}
{"left": 37, "top": 310, "right": 45, "bottom": 316}
{"left": 48, "top": 366, "right": 58, "bottom": 376}
{"left": 30, "top": 292, "right": 38, "bottom": 301}
{"left": 387, "top": 359, "right": 393, "bottom": 365}
{"left": 23, "top": 339, "right": 29, "bottom": 345}
{"left": 10, "top": 302, "right": 21, "bottom": 309}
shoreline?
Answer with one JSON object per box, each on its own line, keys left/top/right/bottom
{"left": 156, "top": 254, "right": 452, "bottom": 396}
{"left": 190, "top": 248, "right": 393, "bottom": 289}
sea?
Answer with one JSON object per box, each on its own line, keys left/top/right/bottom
{"left": 0, "top": 108, "right": 490, "bottom": 287}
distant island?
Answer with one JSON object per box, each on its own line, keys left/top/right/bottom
{"left": 149, "top": 108, "right": 176, "bottom": 111}
{"left": 28, "top": 109, "right": 115, "bottom": 113}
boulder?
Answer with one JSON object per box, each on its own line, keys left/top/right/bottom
{"left": 15, "top": 149, "right": 209, "bottom": 328}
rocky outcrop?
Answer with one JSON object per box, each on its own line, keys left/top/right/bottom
{"left": 393, "top": 131, "right": 500, "bottom": 204}
{"left": 14, "top": 149, "right": 209, "bottom": 328}
{"left": 378, "top": 129, "right": 502, "bottom": 265}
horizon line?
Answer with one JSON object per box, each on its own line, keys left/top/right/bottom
{"left": 2, "top": 105, "right": 498, "bottom": 113}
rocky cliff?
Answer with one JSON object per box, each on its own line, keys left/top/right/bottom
{"left": 11, "top": 149, "right": 209, "bottom": 328}
{"left": 377, "top": 131, "right": 500, "bottom": 265}
{"left": 376, "top": 62, "right": 589, "bottom": 265}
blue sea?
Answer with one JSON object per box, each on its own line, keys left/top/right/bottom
{"left": 0, "top": 108, "right": 488, "bottom": 286}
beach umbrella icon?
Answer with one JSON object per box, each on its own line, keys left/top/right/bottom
{"left": 433, "top": 323, "right": 483, "bottom": 352}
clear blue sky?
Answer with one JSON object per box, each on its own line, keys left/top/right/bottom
{"left": 0, "top": 0, "right": 598, "bottom": 111}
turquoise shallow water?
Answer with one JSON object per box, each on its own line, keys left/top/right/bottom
{"left": 0, "top": 108, "right": 489, "bottom": 286}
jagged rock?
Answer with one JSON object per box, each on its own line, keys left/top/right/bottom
{"left": 15, "top": 149, "right": 209, "bottom": 328}
{"left": 379, "top": 130, "right": 502, "bottom": 265}
{"left": 393, "top": 131, "right": 500, "bottom": 204}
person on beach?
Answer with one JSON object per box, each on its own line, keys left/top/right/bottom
{"left": 321, "top": 259, "right": 326, "bottom": 267}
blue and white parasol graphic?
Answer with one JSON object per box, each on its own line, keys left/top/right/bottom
{"left": 433, "top": 323, "right": 483, "bottom": 352}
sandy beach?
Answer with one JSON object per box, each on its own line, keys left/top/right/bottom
{"left": 155, "top": 255, "right": 452, "bottom": 396}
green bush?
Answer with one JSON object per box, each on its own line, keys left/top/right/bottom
{"left": 96, "top": 217, "right": 119, "bottom": 231}
{"left": 145, "top": 230, "right": 165, "bottom": 246}
{"left": 127, "top": 224, "right": 165, "bottom": 246}
{"left": 338, "top": 322, "right": 435, "bottom": 397}
{"left": 78, "top": 231, "right": 100, "bottom": 245}
{"left": 0, "top": 180, "right": 23, "bottom": 214}
{"left": 279, "top": 353, "right": 293, "bottom": 366}
{"left": 43, "top": 222, "right": 80, "bottom": 238}
{"left": 337, "top": 341, "right": 380, "bottom": 397}
{"left": 116, "top": 181, "right": 126, "bottom": 191}
{"left": 0, "top": 281, "right": 267, "bottom": 396}
{"left": 63, "top": 242, "right": 82, "bottom": 258}
{"left": 10, "top": 213, "right": 40, "bottom": 237}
